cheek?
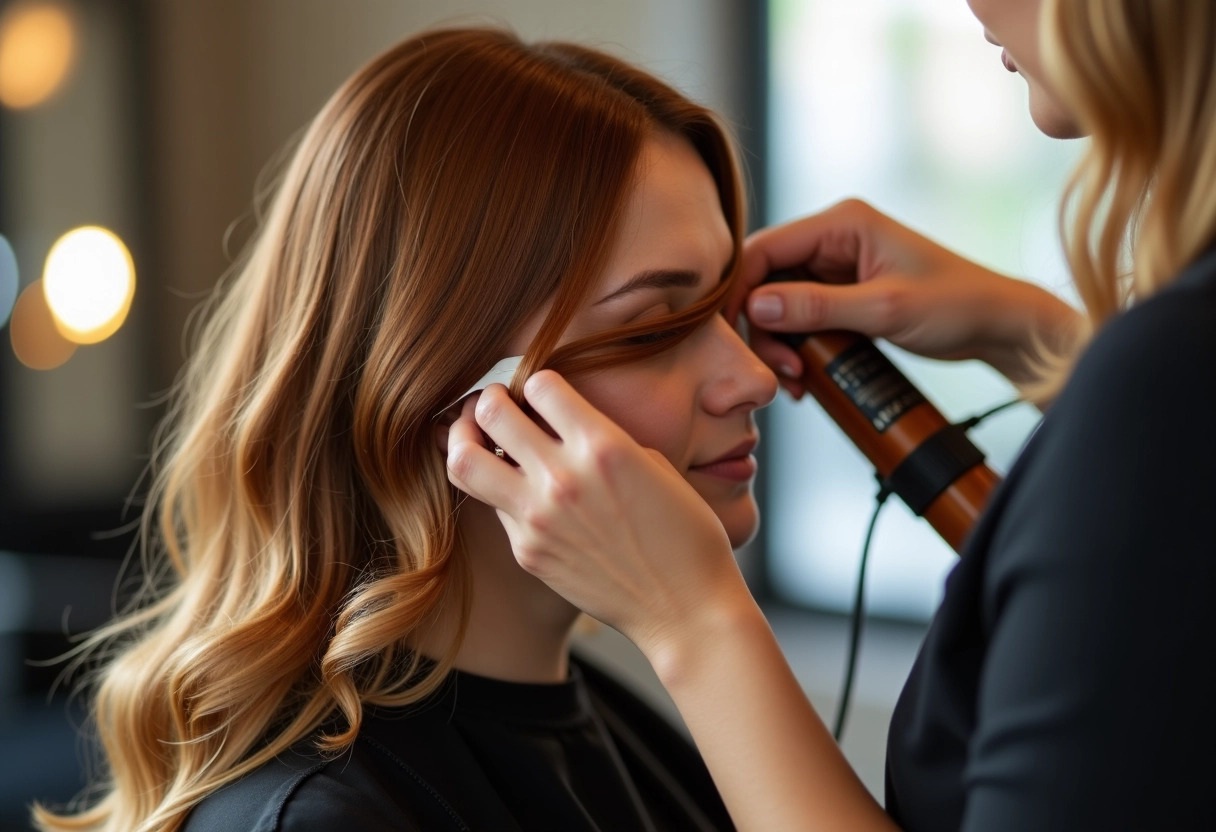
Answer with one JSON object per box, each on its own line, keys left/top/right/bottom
{"left": 966, "top": 0, "right": 1006, "bottom": 32}
{"left": 573, "top": 367, "right": 695, "bottom": 466}
{"left": 572, "top": 363, "right": 763, "bottom": 550}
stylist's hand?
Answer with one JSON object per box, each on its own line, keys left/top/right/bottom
{"left": 734, "top": 199, "right": 1080, "bottom": 397}
{"left": 445, "top": 373, "right": 753, "bottom": 659}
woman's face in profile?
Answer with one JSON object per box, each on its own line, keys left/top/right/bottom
{"left": 967, "top": 0, "right": 1082, "bottom": 139}
{"left": 512, "top": 132, "right": 778, "bottom": 548}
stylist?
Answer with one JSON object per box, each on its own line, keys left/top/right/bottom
{"left": 447, "top": 1, "right": 1216, "bottom": 829}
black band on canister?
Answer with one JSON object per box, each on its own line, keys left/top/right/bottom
{"left": 881, "top": 423, "right": 986, "bottom": 515}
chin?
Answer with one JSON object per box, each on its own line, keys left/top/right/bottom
{"left": 713, "top": 495, "right": 761, "bottom": 549}
{"left": 1029, "top": 91, "right": 1086, "bottom": 139}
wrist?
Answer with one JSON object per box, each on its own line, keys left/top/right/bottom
{"left": 974, "top": 278, "right": 1081, "bottom": 384}
{"left": 641, "top": 588, "right": 769, "bottom": 691}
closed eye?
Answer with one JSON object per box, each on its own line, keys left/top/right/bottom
{"left": 623, "top": 328, "right": 680, "bottom": 345}
{"left": 593, "top": 269, "right": 701, "bottom": 306}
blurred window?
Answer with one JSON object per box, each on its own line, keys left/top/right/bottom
{"left": 764, "top": 0, "right": 1082, "bottom": 620}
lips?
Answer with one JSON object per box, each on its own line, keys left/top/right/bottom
{"left": 689, "top": 437, "right": 759, "bottom": 483}
{"left": 985, "top": 30, "right": 1018, "bottom": 73}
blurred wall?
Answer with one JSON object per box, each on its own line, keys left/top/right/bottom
{"left": 1, "top": 1, "right": 144, "bottom": 506}
{"left": 146, "top": 0, "right": 754, "bottom": 392}
{"left": 2, "top": 0, "right": 756, "bottom": 513}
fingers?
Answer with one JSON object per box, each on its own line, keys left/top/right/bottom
{"left": 746, "top": 279, "right": 900, "bottom": 337}
{"left": 472, "top": 383, "right": 558, "bottom": 472}
{"left": 728, "top": 199, "right": 881, "bottom": 325}
{"left": 518, "top": 370, "right": 625, "bottom": 450}
{"left": 452, "top": 372, "right": 634, "bottom": 512}
{"left": 447, "top": 394, "right": 484, "bottom": 448}
{"left": 745, "top": 199, "right": 876, "bottom": 278}
{"left": 746, "top": 330, "right": 807, "bottom": 400}
{"left": 779, "top": 377, "right": 807, "bottom": 400}
{"left": 750, "top": 329, "right": 804, "bottom": 380}
{"left": 446, "top": 395, "right": 524, "bottom": 509}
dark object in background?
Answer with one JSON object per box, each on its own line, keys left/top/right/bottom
{"left": 0, "top": 509, "right": 128, "bottom": 828}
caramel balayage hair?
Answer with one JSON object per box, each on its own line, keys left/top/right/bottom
{"left": 36, "top": 28, "right": 743, "bottom": 832}
{"left": 1029, "top": 0, "right": 1216, "bottom": 399}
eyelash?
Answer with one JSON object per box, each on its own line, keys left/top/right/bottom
{"left": 624, "top": 328, "right": 680, "bottom": 346}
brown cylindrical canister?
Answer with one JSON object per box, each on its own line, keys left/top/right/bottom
{"left": 763, "top": 270, "right": 1001, "bottom": 553}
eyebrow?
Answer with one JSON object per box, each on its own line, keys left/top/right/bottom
{"left": 593, "top": 261, "right": 732, "bottom": 307}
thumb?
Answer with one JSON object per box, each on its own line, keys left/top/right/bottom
{"left": 746, "top": 280, "right": 895, "bottom": 336}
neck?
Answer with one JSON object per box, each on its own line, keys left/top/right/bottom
{"left": 412, "top": 500, "right": 581, "bottom": 684}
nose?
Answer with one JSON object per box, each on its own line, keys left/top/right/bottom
{"left": 697, "top": 315, "right": 779, "bottom": 417}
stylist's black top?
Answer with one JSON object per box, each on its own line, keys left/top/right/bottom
{"left": 183, "top": 656, "right": 731, "bottom": 831}
{"left": 886, "top": 245, "right": 1216, "bottom": 831}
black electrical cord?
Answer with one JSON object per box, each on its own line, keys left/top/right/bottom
{"left": 956, "top": 397, "right": 1023, "bottom": 432}
{"left": 831, "top": 484, "right": 889, "bottom": 741}
{"left": 830, "top": 397, "right": 1022, "bottom": 743}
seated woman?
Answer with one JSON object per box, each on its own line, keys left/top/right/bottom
{"left": 35, "top": 27, "right": 776, "bottom": 832}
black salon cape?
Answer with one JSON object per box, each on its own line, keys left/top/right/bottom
{"left": 183, "top": 656, "right": 732, "bottom": 831}
{"left": 885, "top": 244, "right": 1216, "bottom": 831}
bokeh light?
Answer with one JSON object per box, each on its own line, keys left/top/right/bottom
{"left": 42, "top": 225, "right": 135, "bottom": 345}
{"left": 10, "top": 279, "right": 76, "bottom": 369}
{"left": 0, "top": 234, "right": 17, "bottom": 329}
{"left": 0, "top": 0, "right": 77, "bottom": 109}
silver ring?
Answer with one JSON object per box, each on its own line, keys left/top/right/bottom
{"left": 494, "top": 446, "right": 505, "bottom": 458}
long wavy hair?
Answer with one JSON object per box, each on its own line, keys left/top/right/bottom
{"left": 1029, "top": 0, "right": 1216, "bottom": 399}
{"left": 35, "top": 28, "right": 743, "bottom": 832}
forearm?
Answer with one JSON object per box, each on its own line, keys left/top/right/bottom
{"left": 644, "top": 596, "right": 900, "bottom": 832}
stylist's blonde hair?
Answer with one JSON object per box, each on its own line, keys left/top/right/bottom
{"left": 36, "top": 28, "right": 743, "bottom": 832}
{"left": 1030, "top": 0, "right": 1216, "bottom": 399}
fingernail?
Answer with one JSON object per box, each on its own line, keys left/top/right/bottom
{"left": 750, "top": 294, "right": 783, "bottom": 323}
{"left": 778, "top": 363, "right": 798, "bottom": 379}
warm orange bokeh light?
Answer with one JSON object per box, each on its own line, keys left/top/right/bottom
{"left": 10, "top": 279, "right": 76, "bottom": 369}
{"left": 0, "top": 0, "right": 77, "bottom": 110}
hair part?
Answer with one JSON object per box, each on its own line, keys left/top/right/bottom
{"left": 35, "top": 28, "right": 743, "bottom": 832}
